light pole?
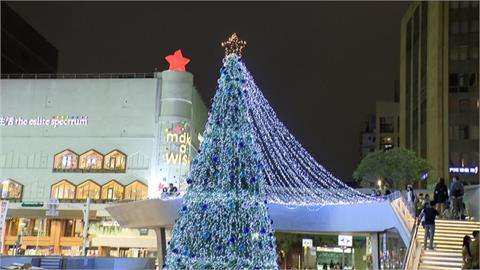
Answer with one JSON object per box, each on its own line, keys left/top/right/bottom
{"left": 82, "top": 197, "right": 91, "bottom": 256}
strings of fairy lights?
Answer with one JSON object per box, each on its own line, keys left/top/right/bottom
{"left": 163, "top": 34, "right": 376, "bottom": 206}
{"left": 237, "top": 60, "right": 376, "bottom": 206}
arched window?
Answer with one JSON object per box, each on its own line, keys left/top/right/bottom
{"left": 103, "top": 150, "right": 127, "bottom": 172}
{"left": 1, "top": 179, "right": 23, "bottom": 200}
{"left": 53, "top": 149, "right": 79, "bottom": 171}
{"left": 79, "top": 150, "right": 104, "bottom": 171}
{"left": 51, "top": 180, "right": 76, "bottom": 200}
{"left": 124, "top": 180, "right": 147, "bottom": 201}
{"left": 101, "top": 180, "right": 124, "bottom": 200}
{"left": 76, "top": 180, "right": 101, "bottom": 200}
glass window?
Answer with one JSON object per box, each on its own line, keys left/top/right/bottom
{"left": 469, "top": 73, "right": 478, "bottom": 86}
{"left": 470, "top": 47, "right": 479, "bottom": 59}
{"left": 451, "top": 21, "right": 460, "bottom": 34}
{"left": 460, "top": 1, "right": 470, "bottom": 8}
{"left": 51, "top": 180, "right": 76, "bottom": 199}
{"left": 459, "top": 125, "right": 470, "bottom": 139}
{"left": 380, "top": 117, "right": 394, "bottom": 133}
{"left": 124, "top": 181, "right": 148, "bottom": 201}
{"left": 459, "top": 99, "right": 470, "bottom": 112}
{"left": 459, "top": 46, "right": 469, "bottom": 60}
{"left": 53, "top": 150, "right": 78, "bottom": 171}
{"left": 461, "top": 21, "right": 469, "bottom": 33}
{"left": 74, "top": 219, "right": 83, "bottom": 237}
{"left": 33, "top": 218, "right": 50, "bottom": 237}
{"left": 101, "top": 180, "right": 124, "bottom": 200}
{"left": 79, "top": 150, "right": 103, "bottom": 170}
{"left": 471, "top": 20, "right": 479, "bottom": 32}
{"left": 76, "top": 180, "right": 101, "bottom": 200}
{"left": 470, "top": 126, "right": 479, "bottom": 140}
{"left": 0, "top": 179, "right": 23, "bottom": 200}
{"left": 64, "top": 219, "right": 74, "bottom": 237}
{"left": 103, "top": 150, "right": 127, "bottom": 171}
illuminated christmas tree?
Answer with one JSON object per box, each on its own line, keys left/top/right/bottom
{"left": 164, "top": 34, "right": 278, "bottom": 269}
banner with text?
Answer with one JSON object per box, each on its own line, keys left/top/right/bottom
{"left": 0, "top": 200, "right": 9, "bottom": 254}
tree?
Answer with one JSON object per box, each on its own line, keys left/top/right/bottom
{"left": 164, "top": 34, "right": 278, "bottom": 269}
{"left": 353, "top": 148, "right": 430, "bottom": 190}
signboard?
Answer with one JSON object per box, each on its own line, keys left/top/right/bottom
{"left": 164, "top": 123, "right": 192, "bottom": 167}
{"left": 338, "top": 235, "right": 353, "bottom": 247}
{"left": 0, "top": 200, "right": 9, "bottom": 254}
{"left": 21, "top": 201, "right": 44, "bottom": 207}
{"left": 449, "top": 166, "right": 478, "bottom": 175}
{"left": 302, "top": 238, "right": 313, "bottom": 247}
{"left": 46, "top": 210, "right": 59, "bottom": 217}
{"left": 0, "top": 115, "right": 88, "bottom": 128}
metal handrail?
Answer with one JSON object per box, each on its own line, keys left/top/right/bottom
{"left": 403, "top": 219, "right": 420, "bottom": 270}
{"left": 387, "top": 191, "right": 415, "bottom": 218}
{"left": 0, "top": 73, "right": 155, "bottom": 79}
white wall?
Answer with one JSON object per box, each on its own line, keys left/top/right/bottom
{"left": 0, "top": 78, "right": 157, "bottom": 201}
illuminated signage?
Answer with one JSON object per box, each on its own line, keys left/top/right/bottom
{"left": 0, "top": 115, "right": 88, "bottom": 128}
{"left": 449, "top": 166, "right": 478, "bottom": 175}
{"left": 338, "top": 235, "right": 353, "bottom": 247}
{"left": 164, "top": 124, "right": 191, "bottom": 166}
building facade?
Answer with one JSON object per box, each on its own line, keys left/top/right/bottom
{"left": 399, "top": 1, "right": 479, "bottom": 186}
{"left": 360, "top": 115, "right": 376, "bottom": 159}
{"left": 0, "top": 69, "right": 207, "bottom": 256}
{"left": 375, "top": 101, "right": 400, "bottom": 151}
{"left": 1, "top": 3, "right": 58, "bottom": 73}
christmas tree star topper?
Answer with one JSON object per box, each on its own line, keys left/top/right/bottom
{"left": 221, "top": 33, "right": 247, "bottom": 57}
{"left": 165, "top": 49, "right": 190, "bottom": 72}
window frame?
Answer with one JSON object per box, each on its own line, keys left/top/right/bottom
{"left": 50, "top": 179, "right": 77, "bottom": 201}
{"left": 76, "top": 179, "right": 101, "bottom": 200}
{"left": 0, "top": 178, "right": 23, "bottom": 201}
{"left": 101, "top": 179, "right": 125, "bottom": 201}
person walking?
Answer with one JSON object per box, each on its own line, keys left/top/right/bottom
{"left": 449, "top": 176, "right": 465, "bottom": 220}
{"left": 462, "top": 235, "right": 472, "bottom": 270}
{"left": 418, "top": 201, "right": 439, "bottom": 250}
{"left": 471, "top": 230, "right": 479, "bottom": 270}
{"left": 434, "top": 178, "right": 449, "bottom": 218}
{"left": 406, "top": 184, "right": 416, "bottom": 215}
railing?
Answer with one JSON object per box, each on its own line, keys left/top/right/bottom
{"left": 403, "top": 220, "right": 421, "bottom": 270}
{"left": 1, "top": 73, "right": 155, "bottom": 79}
{"left": 387, "top": 191, "right": 415, "bottom": 227}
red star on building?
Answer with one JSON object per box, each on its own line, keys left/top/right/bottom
{"left": 165, "top": 49, "right": 190, "bottom": 72}
{"left": 173, "top": 124, "right": 183, "bottom": 134}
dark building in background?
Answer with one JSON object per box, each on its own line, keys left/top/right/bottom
{"left": 400, "top": 1, "right": 479, "bottom": 186}
{"left": 1, "top": 2, "right": 58, "bottom": 73}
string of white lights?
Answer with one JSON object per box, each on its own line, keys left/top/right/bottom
{"left": 237, "top": 60, "right": 376, "bottom": 206}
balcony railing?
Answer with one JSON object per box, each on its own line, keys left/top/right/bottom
{"left": 1, "top": 73, "right": 155, "bottom": 79}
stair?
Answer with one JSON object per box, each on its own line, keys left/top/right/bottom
{"left": 40, "top": 256, "right": 62, "bottom": 269}
{"left": 416, "top": 219, "right": 480, "bottom": 270}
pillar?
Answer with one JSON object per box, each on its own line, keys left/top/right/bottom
{"left": 370, "top": 232, "right": 380, "bottom": 270}
{"left": 154, "top": 227, "right": 167, "bottom": 267}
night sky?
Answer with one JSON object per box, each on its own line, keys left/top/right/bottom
{"left": 7, "top": 1, "right": 409, "bottom": 182}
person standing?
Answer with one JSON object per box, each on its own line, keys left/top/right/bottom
{"left": 462, "top": 235, "right": 472, "bottom": 270}
{"left": 450, "top": 176, "right": 465, "bottom": 220}
{"left": 434, "top": 178, "right": 449, "bottom": 218}
{"left": 471, "top": 230, "right": 479, "bottom": 270}
{"left": 418, "top": 201, "right": 439, "bottom": 250}
{"left": 406, "top": 184, "right": 416, "bottom": 214}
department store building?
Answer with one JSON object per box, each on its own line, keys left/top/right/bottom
{"left": 0, "top": 66, "right": 208, "bottom": 257}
